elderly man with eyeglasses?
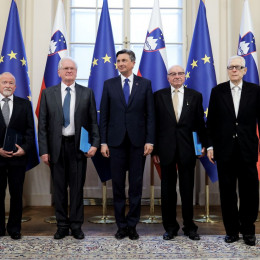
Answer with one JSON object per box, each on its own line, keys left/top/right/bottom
{"left": 152, "top": 65, "right": 207, "bottom": 241}
{"left": 207, "top": 55, "right": 260, "bottom": 246}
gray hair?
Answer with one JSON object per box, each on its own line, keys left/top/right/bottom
{"left": 228, "top": 55, "right": 246, "bottom": 67}
{"left": 167, "top": 65, "right": 185, "bottom": 74}
{"left": 0, "top": 72, "right": 16, "bottom": 84}
{"left": 58, "top": 56, "right": 78, "bottom": 70}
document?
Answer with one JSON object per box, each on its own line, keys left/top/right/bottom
{"left": 3, "top": 128, "right": 23, "bottom": 152}
{"left": 80, "top": 126, "right": 91, "bottom": 153}
{"left": 192, "top": 131, "right": 202, "bottom": 156}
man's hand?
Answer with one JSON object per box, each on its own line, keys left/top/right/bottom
{"left": 101, "top": 144, "right": 110, "bottom": 158}
{"left": 198, "top": 147, "right": 206, "bottom": 158}
{"left": 85, "top": 146, "right": 97, "bottom": 158}
{"left": 152, "top": 155, "right": 160, "bottom": 164}
{"left": 144, "top": 143, "right": 153, "bottom": 156}
{"left": 0, "top": 148, "right": 13, "bottom": 158}
{"left": 13, "top": 144, "right": 25, "bottom": 157}
{"left": 41, "top": 153, "right": 50, "bottom": 166}
{"left": 207, "top": 149, "right": 215, "bottom": 164}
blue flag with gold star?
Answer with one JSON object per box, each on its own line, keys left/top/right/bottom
{"left": 0, "top": 0, "right": 40, "bottom": 170}
{"left": 184, "top": 0, "right": 218, "bottom": 182}
{"left": 88, "top": 0, "right": 118, "bottom": 182}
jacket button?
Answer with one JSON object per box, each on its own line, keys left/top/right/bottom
{"left": 236, "top": 122, "right": 238, "bottom": 126}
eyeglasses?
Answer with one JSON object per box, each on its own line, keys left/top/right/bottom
{"left": 61, "top": 67, "right": 76, "bottom": 71}
{"left": 227, "top": 66, "right": 245, "bottom": 70}
{"left": 168, "top": 72, "right": 185, "bottom": 77}
{"left": 1, "top": 81, "right": 15, "bottom": 86}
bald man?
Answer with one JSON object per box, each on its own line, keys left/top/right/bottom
{"left": 0, "top": 72, "right": 36, "bottom": 240}
{"left": 152, "top": 65, "right": 207, "bottom": 241}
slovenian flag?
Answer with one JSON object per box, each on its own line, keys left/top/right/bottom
{"left": 35, "top": 0, "right": 68, "bottom": 117}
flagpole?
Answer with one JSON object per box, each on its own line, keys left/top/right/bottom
{"left": 194, "top": 174, "right": 221, "bottom": 223}
{"left": 140, "top": 157, "right": 162, "bottom": 223}
{"left": 88, "top": 181, "right": 115, "bottom": 224}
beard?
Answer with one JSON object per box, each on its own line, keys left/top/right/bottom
{"left": 3, "top": 88, "right": 13, "bottom": 97}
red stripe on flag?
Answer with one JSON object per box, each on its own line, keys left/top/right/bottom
{"left": 35, "top": 79, "right": 46, "bottom": 118}
{"left": 257, "top": 126, "right": 260, "bottom": 180}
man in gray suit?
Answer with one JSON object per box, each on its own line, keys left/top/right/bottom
{"left": 38, "top": 57, "right": 100, "bottom": 240}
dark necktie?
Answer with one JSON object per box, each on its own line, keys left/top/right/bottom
{"left": 123, "top": 78, "right": 130, "bottom": 104}
{"left": 63, "top": 87, "right": 71, "bottom": 127}
{"left": 2, "top": 97, "right": 10, "bottom": 126}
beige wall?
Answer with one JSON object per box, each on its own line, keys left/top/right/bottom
{"left": 1, "top": 0, "right": 260, "bottom": 206}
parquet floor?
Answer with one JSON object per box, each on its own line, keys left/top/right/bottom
{"left": 18, "top": 205, "right": 260, "bottom": 236}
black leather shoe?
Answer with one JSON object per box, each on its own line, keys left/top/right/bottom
{"left": 71, "top": 229, "right": 85, "bottom": 240}
{"left": 10, "top": 232, "right": 21, "bottom": 240}
{"left": 243, "top": 234, "right": 256, "bottom": 246}
{"left": 128, "top": 227, "right": 139, "bottom": 240}
{"left": 54, "top": 228, "right": 69, "bottom": 239}
{"left": 115, "top": 228, "right": 128, "bottom": 240}
{"left": 224, "top": 234, "right": 239, "bottom": 243}
{"left": 163, "top": 231, "right": 176, "bottom": 240}
{"left": 184, "top": 230, "right": 200, "bottom": 240}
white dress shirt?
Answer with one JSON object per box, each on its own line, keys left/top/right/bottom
{"left": 0, "top": 93, "right": 13, "bottom": 120}
{"left": 171, "top": 85, "right": 184, "bottom": 118}
{"left": 61, "top": 82, "right": 76, "bottom": 136}
{"left": 121, "top": 73, "right": 134, "bottom": 94}
{"left": 230, "top": 81, "right": 242, "bottom": 117}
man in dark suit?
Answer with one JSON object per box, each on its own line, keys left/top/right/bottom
{"left": 100, "top": 49, "right": 155, "bottom": 240}
{"left": 152, "top": 65, "right": 206, "bottom": 241}
{"left": 207, "top": 55, "right": 259, "bottom": 246}
{"left": 0, "top": 72, "right": 36, "bottom": 240}
{"left": 38, "top": 57, "right": 100, "bottom": 240}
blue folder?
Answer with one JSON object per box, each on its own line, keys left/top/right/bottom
{"left": 80, "top": 126, "right": 91, "bottom": 153}
{"left": 192, "top": 132, "right": 202, "bottom": 156}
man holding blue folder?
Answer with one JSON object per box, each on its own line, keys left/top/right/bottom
{"left": 153, "top": 65, "right": 206, "bottom": 241}
{"left": 38, "top": 57, "right": 100, "bottom": 240}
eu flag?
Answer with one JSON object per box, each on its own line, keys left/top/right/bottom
{"left": 88, "top": 0, "right": 118, "bottom": 182}
{"left": 0, "top": 0, "right": 39, "bottom": 170}
{"left": 184, "top": 0, "right": 218, "bottom": 183}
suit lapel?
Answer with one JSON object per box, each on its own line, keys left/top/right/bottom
{"left": 75, "top": 83, "right": 82, "bottom": 112}
{"left": 162, "top": 87, "right": 176, "bottom": 122}
{"left": 222, "top": 81, "right": 236, "bottom": 118}
{"left": 8, "top": 96, "right": 18, "bottom": 126}
{"left": 54, "top": 84, "right": 63, "bottom": 116}
{"left": 178, "top": 88, "right": 193, "bottom": 122}
{"left": 237, "top": 81, "right": 249, "bottom": 118}
{"left": 128, "top": 75, "right": 138, "bottom": 106}
{"left": 115, "top": 76, "right": 126, "bottom": 106}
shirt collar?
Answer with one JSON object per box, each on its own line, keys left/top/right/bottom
{"left": 61, "top": 81, "right": 75, "bottom": 92}
{"left": 0, "top": 93, "right": 13, "bottom": 102}
{"left": 121, "top": 73, "right": 134, "bottom": 83}
{"left": 230, "top": 80, "right": 243, "bottom": 90}
{"left": 171, "top": 85, "right": 184, "bottom": 94}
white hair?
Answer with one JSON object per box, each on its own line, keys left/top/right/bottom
{"left": 228, "top": 55, "right": 246, "bottom": 67}
{"left": 58, "top": 56, "right": 78, "bottom": 70}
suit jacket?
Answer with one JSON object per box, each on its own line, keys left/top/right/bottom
{"left": 207, "top": 80, "right": 260, "bottom": 162}
{"left": 100, "top": 75, "right": 155, "bottom": 147}
{"left": 0, "top": 96, "right": 35, "bottom": 166}
{"left": 38, "top": 83, "right": 100, "bottom": 164}
{"left": 153, "top": 87, "right": 206, "bottom": 166}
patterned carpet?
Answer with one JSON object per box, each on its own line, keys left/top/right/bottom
{"left": 0, "top": 235, "right": 260, "bottom": 259}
